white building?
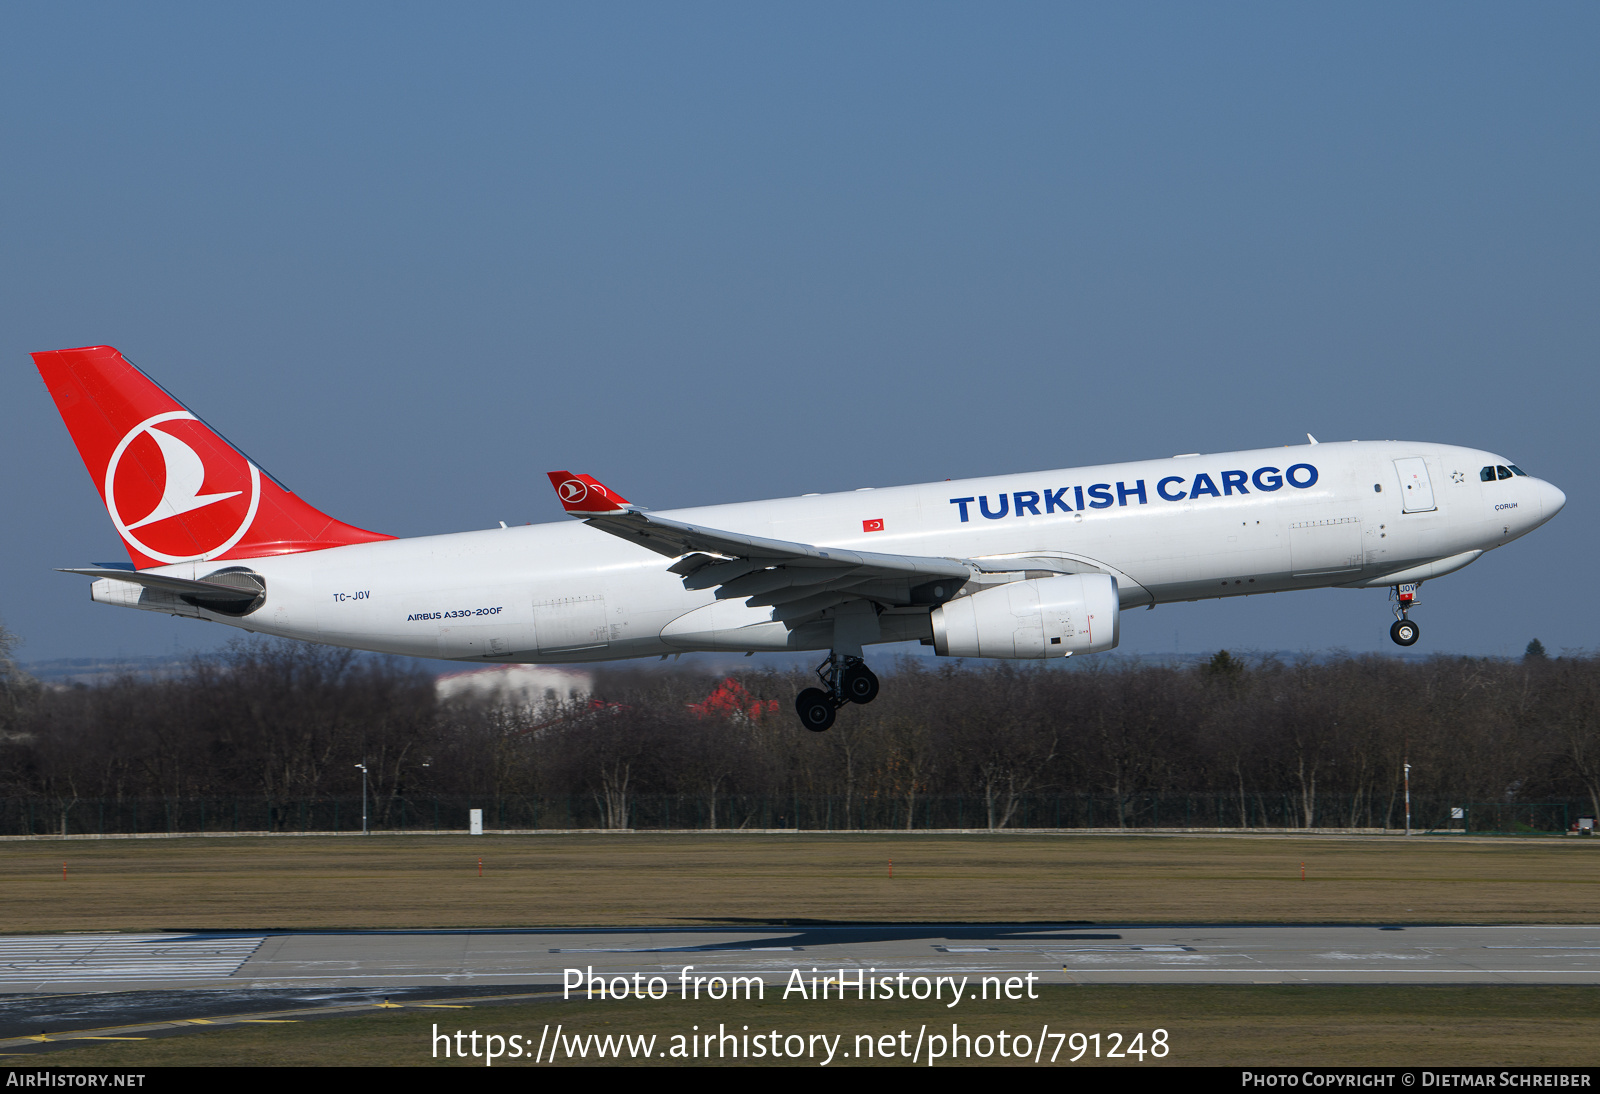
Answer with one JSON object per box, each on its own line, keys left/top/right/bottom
{"left": 434, "top": 664, "right": 593, "bottom": 711}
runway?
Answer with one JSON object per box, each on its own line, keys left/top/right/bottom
{"left": 4, "top": 923, "right": 1600, "bottom": 997}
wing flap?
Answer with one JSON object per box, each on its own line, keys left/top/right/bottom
{"left": 714, "top": 564, "right": 868, "bottom": 600}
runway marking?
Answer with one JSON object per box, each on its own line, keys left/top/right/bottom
{"left": 549, "top": 946, "right": 802, "bottom": 953}
{"left": 1312, "top": 952, "right": 1422, "bottom": 960}
{"left": 0, "top": 934, "right": 264, "bottom": 985}
{"left": 0, "top": 989, "right": 562, "bottom": 1053}
{"left": 938, "top": 944, "right": 1192, "bottom": 953}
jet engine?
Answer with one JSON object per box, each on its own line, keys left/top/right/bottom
{"left": 930, "top": 573, "right": 1119, "bottom": 658}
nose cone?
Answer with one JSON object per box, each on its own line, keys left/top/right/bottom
{"left": 1540, "top": 479, "right": 1567, "bottom": 521}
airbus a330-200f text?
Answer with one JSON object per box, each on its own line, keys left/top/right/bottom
{"left": 34, "top": 346, "right": 1565, "bottom": 730}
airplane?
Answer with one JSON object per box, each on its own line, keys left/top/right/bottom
{"left": 34, "top": 345, "right": 1566, "bottom": 730}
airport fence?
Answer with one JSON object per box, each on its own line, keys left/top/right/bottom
{"left": 0, "top": 794, "right": 1583, "bottom": 836}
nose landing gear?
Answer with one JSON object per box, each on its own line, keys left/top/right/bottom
{"left": 794, "top": 651, "right": 880, "bottom": 731}
{"left": 1389, "top": 584, "right": 1420, "bottom": 647}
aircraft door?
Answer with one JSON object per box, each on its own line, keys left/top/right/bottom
{"left": 1394, "top": 458, "right": 1437, "bottom": 513}
{"left": 533, "top": 594, "right": 610, "bottom": 654}
{"left": 1289, "top": 517, "right": 1364, "bottom": 576}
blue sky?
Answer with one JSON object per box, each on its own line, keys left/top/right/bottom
{"left": 2, "top": 3, "right": 1595, "bottom": 664}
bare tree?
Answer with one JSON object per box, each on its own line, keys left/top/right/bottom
{"left": 946, "top": 666, "right": 1058, "bottom": 829}
{"left": 0, "top": 618, "right": 37, "bottom": 737}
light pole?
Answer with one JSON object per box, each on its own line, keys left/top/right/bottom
{"left": 1403, "top": 762, "right": 1412, "bottom": 837}
{"left": 355, "top": 761, "right": 369, "bottom": 838}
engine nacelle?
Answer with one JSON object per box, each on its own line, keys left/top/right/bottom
{"left": 930, "top": 574, "right": 1120, "bottom": 659}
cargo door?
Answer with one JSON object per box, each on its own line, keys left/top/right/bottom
{"left": 1394, "top": 458, "right": 1437, "bottom": 513}
{"left": 1289, "top": 517, "right": 1364, "bottom": 576}
{"left": 532, "top": 595, "right": 610, "bottom": 654}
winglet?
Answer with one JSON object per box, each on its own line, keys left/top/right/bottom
{"left": 546, "top": 471, "right": 631, "bottom": 515}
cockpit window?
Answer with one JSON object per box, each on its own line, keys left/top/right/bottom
{"left": 1508, "top": 465, "right": 1527, "bottom": 476}
{"left": 1480, "top": 466, "right": 1496, "bottom": 482}
{"left": 1497, "top": 466, "right": 1514, "bottom": 480}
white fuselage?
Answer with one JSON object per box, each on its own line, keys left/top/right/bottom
{"left": 95, "top": 440, "right": 1564, "bottom": 662}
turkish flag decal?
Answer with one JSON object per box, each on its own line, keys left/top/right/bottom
{"left": 863, "top": 518, "right": 884, "bottom": 532}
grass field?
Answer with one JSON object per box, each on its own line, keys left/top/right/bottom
{"left": 13, "top": 985, "right": 1600, "bottom": 1067}
{"left": 1, "top": 832, "right": 1596, "bottom": 931}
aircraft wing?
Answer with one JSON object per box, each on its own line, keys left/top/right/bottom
{"left": 546, "top": 471, "right": 971, "bottom": 617}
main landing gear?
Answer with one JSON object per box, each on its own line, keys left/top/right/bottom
{"left": 794, "top": 652, "right": 880, "bottom": 731}
{"left": 1389, "top": 583, "right": 1420, "bottom": 647}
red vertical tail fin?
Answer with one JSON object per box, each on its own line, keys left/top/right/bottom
{"left": 33, "top": 345, "right": 393, "bottom": 569}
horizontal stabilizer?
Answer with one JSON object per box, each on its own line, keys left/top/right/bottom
{"left": 58, "top": 567, "right": 265, "bottom": 605}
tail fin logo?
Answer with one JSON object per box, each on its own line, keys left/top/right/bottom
{"left": 557, "top": 479, "right": 591, "bottom": 505}
{"left": 105, "top": 411, "right": 262, "bottom": 564}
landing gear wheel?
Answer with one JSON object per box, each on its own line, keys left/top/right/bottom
{"left": 806, "top": 651, "right": 880, "bottom": 722}
{"left": 795, "top": 688, "right": 837, "bottom": 731}
{"left": 1390, "top": 619, "right": 1420, "bottom": 647}
{"left": 841, "top": 663, "right": 880, "bottom": 705}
